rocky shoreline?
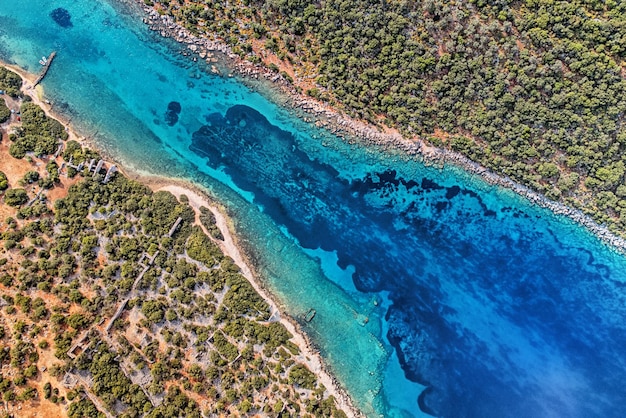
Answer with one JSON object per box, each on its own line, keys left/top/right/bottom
{"left": 131, "top": 0, "right": 626, "bottom": 254}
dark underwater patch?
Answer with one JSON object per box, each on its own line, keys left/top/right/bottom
{"left": 167, "top": 101, "right": 181, "bottom": 113}
{"left": 189, "top": 104, "right": 626, "bottom": 418}
{"left": 50, "top": 8, "right": 72, "bottom": 28}
{"left": 164, "top": 101, "right": 181, "bottom": 126}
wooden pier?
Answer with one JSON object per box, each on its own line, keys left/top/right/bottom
{"left": 33, "top": 51, "right": 56, "bottom": 87}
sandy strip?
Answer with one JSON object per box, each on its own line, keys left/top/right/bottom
{"left": 1, "top": 61, "right": 362, "bottom": 417}
{"left": 148, "top": 180, "right": 362, "bottom": 418}
{"left": 1, "top": 62, "right": 85, "bottom": 148}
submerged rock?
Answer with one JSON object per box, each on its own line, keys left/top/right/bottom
{"left": 164, "top": 101, "right": 181, "bottom": 126}
{"left": 167, "top": 101, "right": 181, "bottom": 114}
{"left": 164, "top": 110, "right": 178, "bottom": 126}
{"left": 50, "top": 8, "right": 73, "bottom": 28}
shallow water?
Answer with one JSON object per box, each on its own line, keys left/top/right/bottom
{"left": 2, "top": 2, "right": 626, "bottom": 417}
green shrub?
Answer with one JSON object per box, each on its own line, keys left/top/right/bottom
{"left": 0, "top": 171, "right": 8, "bottom": 191}
{"left": 0, "top": 98, "right": 10, "bottom": 123}
{"left": 288, "top": 364, "right": 317, "bottom": 389}
{"left": 4, "top": 188, "right": 28, "bottom": 206}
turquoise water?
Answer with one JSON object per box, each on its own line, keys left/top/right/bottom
{"left": 2, "top": 2, "right": 626, "bottom": 417}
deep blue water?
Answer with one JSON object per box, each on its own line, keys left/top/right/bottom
{"left": 2, "top": 2, "right": 626, "bottom": 417}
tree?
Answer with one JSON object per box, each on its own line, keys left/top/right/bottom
{"left": 141, "top": 299, "right": 166, "bottom": 324}
{"left": 4, "top": 188, "right": 28, "bottom": 206}
{"left": 0, "top": 67, "right": 22, "bottom": 96}
{"left": 22, "top": 171, "right": 39, "bottom": 184}
{"left": 0, "top": 98, "right": 10, "bottom": 123}
{"left": 288, "top": 364, "right": 317, "bottom": 389}
{"left": 67, "top": 313, "right": 90, "bottom": 330}
{"left": 0, "top": 171, "right": 8, "bottom": 191}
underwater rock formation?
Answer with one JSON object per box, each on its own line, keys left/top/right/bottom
{"left": 164, "top": 101, "right": 181, "bottom": 126}
{"left": 50, "top": 8, "right": 72, "bottom": 28}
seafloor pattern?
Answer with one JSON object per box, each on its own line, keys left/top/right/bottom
{"left": 2, "top": 1, "right": 626, "bottom": 415}
{"left": 191, "top": 105, "right": 626, "bottom": 417}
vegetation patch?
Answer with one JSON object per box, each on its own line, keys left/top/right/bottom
{"left": 0, "top": 67, "right": 22, "bottom": 97}
{"left": 153, "top": 0, "right": 626, "bottom": 236}
{"left": 0, "top": 82, "right": 349, "bottom": 417}
{"left": 0, "top": 97, "right": 10, "bottom": 123}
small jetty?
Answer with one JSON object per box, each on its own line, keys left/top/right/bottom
{"left": 33, "top": 51, "right": 56, "bottom": 87}
{"left": 304, "top": 308, "right": 316, "bottom": 322}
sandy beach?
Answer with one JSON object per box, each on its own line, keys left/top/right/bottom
{"left": 2, "top": 4, "right": 626, "bottom": 414}
{"left": 153, "top": 181, "right": 362, "bottom": 417}
{"left": 1, "top": 61, "right": 362, "bottom": 417}
{"left": 1, "top": 62, "right": 83, "bottom": 146}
